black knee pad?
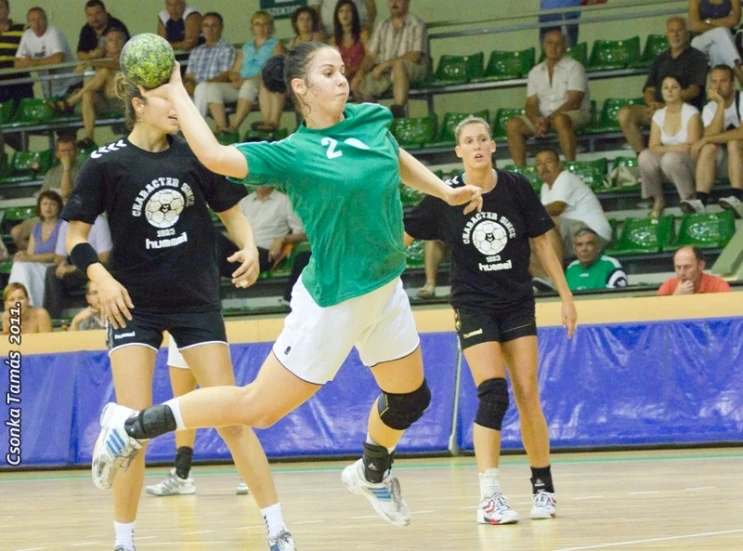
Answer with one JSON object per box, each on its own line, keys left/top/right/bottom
{"left": 377, "top": 379, "right": 432, "bottom": 430}
{"left": 475, "top": 378, "right": 509, "bottom": 430}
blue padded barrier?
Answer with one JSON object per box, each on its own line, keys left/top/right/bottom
{"left": 457, "top": 318, "right": 743, "bottom": 451}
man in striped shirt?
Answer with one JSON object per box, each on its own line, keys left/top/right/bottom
{"left": 0, "top": 0, "right": 33, "bottom": 103}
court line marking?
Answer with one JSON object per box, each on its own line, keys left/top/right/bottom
{"left": 235, "top": 525, "right": 265, "bottom": 531}
{"left": 13, "top": 548, "right": 46, "bottom": 551}
{"left": 628, "top": 490, "right": 660, "bottom": 495}
{"left": 351, "top": 515, "right": 381, "bottom": 519}
{"left": 685, "top": 486, "right": 715, "bottom": 491}
{"left": 571, "top": 495, "right": 604, "bottom": 500}
{"left": 554, "top": 528, "right": 743, "bottom": 551}
{"left": 68, "top": 543, "right": 102, "bottom": 548}
{"left": 182, "top": 530, "right": 213, "bottom": 535}
{"left": 294, "top": 520, "right": 325, "bottom": 525}
{"left": 411, "top": 510, "right": 435, "bottom": 514}
{"left": 133, "top": 536, "right": 158, "bottom": 541}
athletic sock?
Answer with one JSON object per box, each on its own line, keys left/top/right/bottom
{"left": 174, "top": 446, "right": 193, "bottom": 480}
{"left": 366, "top": 434, "right": 395, "bottom": 454}
{"left": 530, "top": 465, "right": 554, "bottom": 494}
{"left": 114, "top": 521, "right": 135, "bottom": 551}
{"left": 698, "top": 192, "right": 710, "bottom": 205}
{"left": 731, "top": 188, "right": 743, "bottom": 201}
{"left": 362, "top": 439, "right": 394, "bottom": 484}
{"left": 479, "top": 468, "right": 501, "bottom": 501}
{"left": 124, "top": 404, "right": 178, "bottom": 439}
{"left": 260, "top": 503, "right": 286, "bottom": 539}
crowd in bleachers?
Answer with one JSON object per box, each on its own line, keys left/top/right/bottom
{"left": 0, "top": 0, "right": 740, "bottom": 335}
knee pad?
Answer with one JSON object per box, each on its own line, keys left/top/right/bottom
{"left": 377, "top": 379, "right": 432, "bottom": 430}
{"left": 475, "top": 378, "right": 509, "bottom": 430}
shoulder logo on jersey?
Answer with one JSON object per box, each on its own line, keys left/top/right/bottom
{"left": 321, "top": 137, "right": 371, "bottom": 159}
{"left": 462, "top": 212, "right": 517, "bottom": 272}
{"left": 131, "top": 177, "right": 196, "bottom": 250}
{"left": 90, "top": 139, "right": 127, "bottom": 159}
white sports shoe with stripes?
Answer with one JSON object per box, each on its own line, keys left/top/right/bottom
{"left": 477, "top": 492, "right": 520, "bottom": 524}
{"left": 145, "top": 469, "right": 195, "bottom": 496}
{"left": 92, "top": 402, "right": 144, "bottom": 490}
{"left": 531, "top": 490, "right": 557, "bottom": 519}
{"left": 341, "top": 458, "right": 411, "bottom": 527}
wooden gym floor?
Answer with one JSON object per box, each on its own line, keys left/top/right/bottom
{"left": 1, "top": 449, "right": 741, "bottom": 551}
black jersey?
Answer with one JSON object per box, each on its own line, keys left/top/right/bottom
{"left": 404, "top": 170, "right": 554, "bottom": 310}
{"left": 62, "top": 135, "right": 247, "bottom": 313}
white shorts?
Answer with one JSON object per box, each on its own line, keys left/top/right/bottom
{"left": 167, "top": 336, "right": 189, "bottom": 369}
{"left": 273, "top": 277, "right": 420, "bottom": 385}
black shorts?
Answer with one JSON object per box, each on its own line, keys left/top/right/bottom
{"left": 454, "top": 299, "right": 537, "bottom": 349}
{"left": 106, "top": 309, "right": 227, "bottom": 353}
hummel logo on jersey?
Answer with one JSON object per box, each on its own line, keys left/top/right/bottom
{"left": 114, "top": 331, "right": 136, "bottom": 339}
{"left": 463, "top": 329, "right": 483, "bottom": 339}
{"left": 91, "top": 139, "right": 127, "bottom": 159}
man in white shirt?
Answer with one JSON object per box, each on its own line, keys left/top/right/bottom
{"left": 536, "top": 149, "right": 612, "bottom": 258}
{"left": 238, "top": 186, "right": 310, "bottom": 302}
{"left": 506, "top": 30, "right": 591, "bottom": 166}
{"left": 14, "top": 7, "right": 81, "bottom": 98}
{"left": 681, "top": 64, "right": 743, "bottom": 218}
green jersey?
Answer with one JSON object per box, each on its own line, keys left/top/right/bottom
{"left": 232, "top": 103, "right": 406, "bottom": 307}
{"left": 565, "top": 255, "right": 628, "bottom": 291}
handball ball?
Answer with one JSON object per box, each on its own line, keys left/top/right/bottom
{"left": 120, "top": 33, "right": 175, "bottom": 90}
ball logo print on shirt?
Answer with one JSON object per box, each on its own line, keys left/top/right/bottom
{"left": 462, "top": 212, "right": 517, "bottom": 273}
{"left": 131, "top": 176, "right": 196, "bottom": 250}
{"left": 144, "top": 189, "right": 185, "bottom": 229}
{"left": 471, "top": 219, "right": 508, "bottom": 256}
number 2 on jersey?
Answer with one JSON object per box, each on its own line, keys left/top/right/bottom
{"left": 321, "top": 137, "right": 343, "bottom": 159}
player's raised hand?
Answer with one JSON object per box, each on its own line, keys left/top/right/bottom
{"left": 446, "top": 184, "right": 483, "bottom": 214}
{"left": 228, "top": 247, "right": 261, "bottom": 289}
{"left": 97, "top": 274, "right": 134, "bottom": 329}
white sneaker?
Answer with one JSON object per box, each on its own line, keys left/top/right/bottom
{"left": 530, "top": 490, "right": 557, "bottom": 519}
{"left": 719, "top": 195, "right": 743, "bottom": 218}
{"left": 92, "top": 403, "right": 144, "bottom": 490}
{"left": 341, "top": 458, "right": 411, "bottom": 527}
{"left": 236, "top": 481, "right": 250, "bottom": 495}
{"left": 477, "top": 492, "right": 520, "bottom": 525}
{"left": 679, "top": 198, "right": 706, "bottom": 214}
{"left": 145, "top": 468, "right": 195, "bottom": 496}
{"left": 268, "top": 529, "right": 296, "bottom": 551}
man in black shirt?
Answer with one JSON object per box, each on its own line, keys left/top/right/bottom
{"left": 618, "top": 16, "right": 709, "bottom": 153}
{"left": 157, "top": 0, "right": 202, "bottom": 54}
{"left": 77, "top": 0, "right": 129, "bottom": 62}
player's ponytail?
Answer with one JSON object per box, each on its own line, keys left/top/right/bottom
{"left": 262, "top": 55, "right": 288, "bottom": 95}
{"left": 114, "top": 72, "right": 145, "bottom": 131}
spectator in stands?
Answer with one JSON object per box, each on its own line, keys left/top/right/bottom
{"left": 313, "top": 0, "right": 376, "bottom": 34}
{"left": 157, "top": 0, "right": 202, "bottom": 53}
{"left": 58, "top": 28, "right": 127, "bottom": 147}
{"left": 10, "top": 135, "right": 80, "bottom": 251}
{"left": 619, "top": 17, "right": 708, "bottom": 154}
{"left": 69, "top": 281, "right": 104, "bottom": 331}
{"left": 329, "top": 0, "right": 370, "bottom": 84}
{"left": 658, "top": 246, "right": 731, "bottom": 295}
{"left": 565, "top": 228, "right": 627, "bottom": 291}
{"left": 638, "top": 74, "right": 702, "bottom": 218}
{"left": 44, "top": 215, "right": 111, "bottom": 320}
{"left": 77, "top": 0, "right": 129, "bottom": 62}
{"left": 238, "top": 186, "right": 310, "bottom": 302}
{"left": 0, "top": 0, "right": 33, "bottom": 105}
{"left": 535, "top": 148, "right": 612, "bottom": 262}
{"left": 204, "top": 11, "right": 285, "bottom": 134}
{"left": 8, "top": 191, "right": 64, "bottom": 308}
{"left": 288, "top": 6, "right": 325, "bottom": 49}
{"left": 506, "top": 30, "right": 591, "bottom": 165}
{"left": 682, "top": 64, "right": 743, "bottom": 218}
{"left": 351, "top": 0, "right": 428, "bottom": 118}
{"left": 2, "top": 282, "right": 51, "bottom": 334}
{"left": 14, "top": 7, "right": 81, "bottom": 99}
{"left": 183, "top": 12, "right": 234, "bottom": 118}
{"left": 688, "top": 0, "right": 743, "bottom": 86}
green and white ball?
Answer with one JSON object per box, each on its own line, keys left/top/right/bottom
{"left": 120, "top": 33, "right": 175, "bottom": 90}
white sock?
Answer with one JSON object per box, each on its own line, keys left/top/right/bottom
{"left": 164, "top": 398, "right": 186, "bottom": 431}
{"left": 114, "top": 521, "right": 135, "bottom": 551}
{"left": 479, "top": 468, "right": 501, "bottom": 501}
{"left": 365, "top": 434, "right": 395, "bottom": 454}
{"left": 260, "top": 503, "right": 286, "bottom": 539}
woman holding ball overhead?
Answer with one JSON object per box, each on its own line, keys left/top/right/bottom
{"left": 87, "top": 41, "right": 483, "bottom": 528}
{"left": 62, "top": 40, "right": 296, "bottom": 551}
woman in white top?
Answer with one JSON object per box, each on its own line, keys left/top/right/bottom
{"left": 639, "top": 74, "right": 702, "bottom": 218}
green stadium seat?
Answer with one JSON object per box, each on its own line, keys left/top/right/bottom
{"left": 607, "top": 217, "right": 619, "bottom": 249}
{"left": 587, "top": 36, "right": 641, "bottom": 71}
{"left": 504, "top": 164, "right": 542, "bottom": 194}
{"left": 425, "top": 53, "right": 484, "bottom": 87}
{"left": 216, "top": 131, "right": 240, "bottom": 145}
{"left": 0, "top": 100, "right": 16, "bottom": 125}
{"left": 563, "top": 158, "right": 607, "bottom": 189}
{"left": 666, "top": 211, "right": 736, "bottom": 250}
{"left": 75, "top": 141, "right": 98, "bottom": 166}
{"left": 262, "top": 241, "right": 312, "bottom": 279}
{"left": 635, "top": 34, "right": 669, "bottom": 68}
{"left": 585, "top": 97, "right": 645, "bottom": 133}
{"left": 492, "top": 108, "right": 525, "bottom": 140}
{"left": 612, "top": 155, "right": 638, "bottom": 169}
{"left": 9, "top": 98, "right": 54, "bottom": 126}
{"left": 606, "top": 215, "right": 675, "bottom": 255}
{"left": 405, "top": 239, "right": 425, "bottom": 268}
{"left": 1, "top": 206, "right": 37, "bottom": 238}
{"left": 0, "top": 150, "right": 54, "bottom": 185}
{"left": 390, "top": 116, "right": 437, "bottom": 147}
{"left": 399, "top": 184, "right": 424, "bottom": 206}
{"left": 0, "top": 260, "right": 12, "bottom": 275}
{"left": 243, "top": 128, "right": 289, "bottom": 143}
{"left": 538, "top": 42, "right": 588, "bottom": 66}
{"left": 430, "top": 109, "right": 490, "bottom": 147}
{"left": 472, "top": 48, "right": 535, "bottom": 83}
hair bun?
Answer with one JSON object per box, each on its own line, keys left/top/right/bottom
{"left": 263, "top": 55, "right": 287, "bottom": 94}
